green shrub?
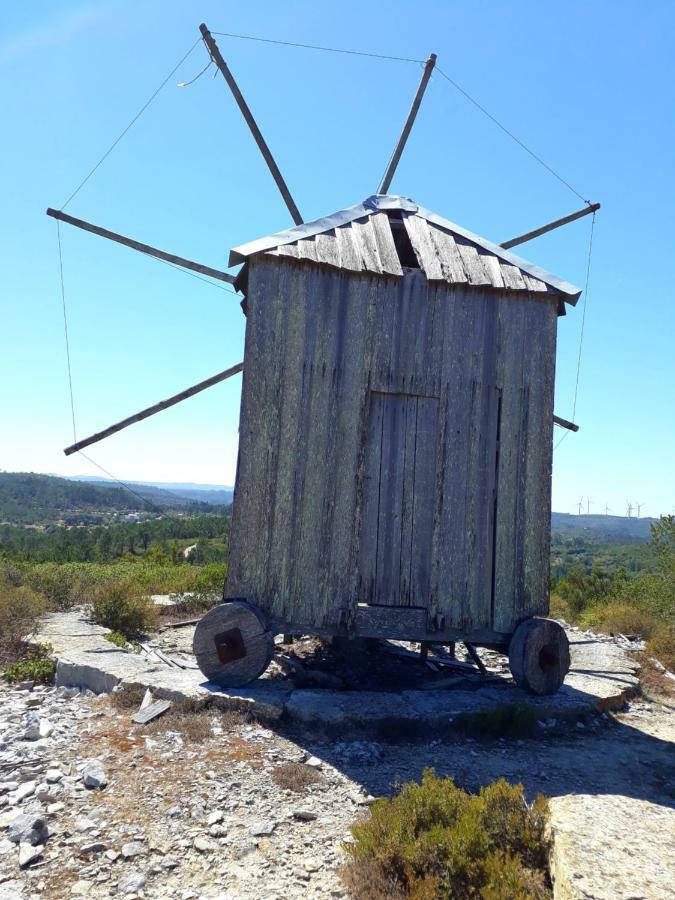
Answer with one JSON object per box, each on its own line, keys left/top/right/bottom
{"left": 0, "top": 576, "right": 46, "bottom": 666}
{"left": 88, "top": 579, "right": 158, "bottom": 639}
{"left": 25, "top": 562, "right": 82, "bottom": 610}
{"left": 343, "top": 769, "right": 550, "bottom": 899}
{"left": 175, "top": 562, "right": 226, "bottom": 613}
{"left": 3, "top": 643, "right": 55, "bottom": 685}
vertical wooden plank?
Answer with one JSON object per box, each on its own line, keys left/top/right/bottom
{"left": 314, "top": 231, "right": 340, "bottom": 267}
{"left": 428, "top": 227, "right": 468, "bottom": 284}
{"left": 291, "top": 265, "right": 342, "bottom": 625}
{"left": 369, "top": 212, "right": 403, "bottom": 276}
{"left": 350, "top": 217, "right": 382, "bottom": 273}
{"left": 433, "top": 285, "right": 474, "bottom": 630}
{"left": 398, "top": 396, "right": 419, "bottom": 604}
{"left": 409, "top": 396, "right": 440, "bottom": 607}
{"left": 227, "top": 257, "right": 290, "bottom": 609}
{"left": 492, "top": 294, "right": 529, "bottom": 632}
{"left": 325, "top": 272, "right": 376, "bottom": 626}
{"left": 357, "top": 392, "right": 384, "bottom": 604}
{"left": 374, "top": 395, "right": 406, "bottom": 605}
{"left": 402, "top": 214, "right": 444, "bottom": 280}
{"left": 265, "top": 262, "right": 314, "bottom": 620}
{"left": 521, "top": 297, "right": 558, "bottom": 620}
{"left": 335, "top": 224, "right": 362, "bottom": 272}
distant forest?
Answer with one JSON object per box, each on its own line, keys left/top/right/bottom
{"left": 0, "top": 514, "right": 230, "bottom": 563}
{"left": 0, "top": 472, "right": 226, "bottom": 525}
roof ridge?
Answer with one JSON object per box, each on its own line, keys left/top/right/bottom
{"left": 229, "top": 195, "right": 581, "bottom": 303}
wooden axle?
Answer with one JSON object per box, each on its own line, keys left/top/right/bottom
{"left": 379, "top": 53, "right": 437, "bottom": 195}
{"left": 200, "top": 24, "right": 303, "bottom": 226}
{"left": 46, "top": 208, "right": 236, "bottom": 284}
{"left": 63, "top": 362, "right": 243, "bottom": 456}
{"left": 500, "top": 203, "right": 600, "bottom": 250}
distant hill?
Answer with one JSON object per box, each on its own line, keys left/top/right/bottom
{"left": 65, "top": 476, "right": 234, "bottom": 506}
{"left": 0, "top": 473, "right": 228, "bottom": 525}
{"left": 551, "top": 512, "right": 655, "bottom": 543}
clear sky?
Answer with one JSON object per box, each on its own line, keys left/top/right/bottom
{"left": 1, "top": 0, "right": 673, "bottom": 516}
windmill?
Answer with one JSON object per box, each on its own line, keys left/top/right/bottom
{"left": 577, "top": 497, "right": 584, "bottom": 515}
{"left": 46, "top": 24, "right": 598, "bottom": 695}
{"left": 635, "top": 502, "right": 645, "bottom": 518}
{"left": 626, "top": 501, "right": 633, "bottom": 518}
{"left": 604, "top": 503, "right": 611, "bottom": 515}
{"left": 586, "top": 498, "right": 593, "bottom": 514}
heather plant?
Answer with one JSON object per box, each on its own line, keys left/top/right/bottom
{"left": 343, "top": 769, "right": 550, "bottom": 899}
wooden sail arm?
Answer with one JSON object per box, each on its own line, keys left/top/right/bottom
{"left": 63, "top": 362, "right": 244, "bottom": 456}
{"left": 64, "top": 361, "right": 577, "bottom": 456}
{"left": 46, "top": 208, "right": 236, "bottom": 285}
{"left": 200, "top": 24, "right": 303, "bottom": 226}
{"left": 500, "top": 203, "right": 600, "bottom": 250}
{"left": 378, "top": 52, "right": 437, "bottom": 195}
{"left": 553, "top": 415, "right": 579, "bottom": 432}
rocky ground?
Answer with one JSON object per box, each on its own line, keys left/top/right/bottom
{"left": 1, "top": 659, "right": 674, "bottom": 900}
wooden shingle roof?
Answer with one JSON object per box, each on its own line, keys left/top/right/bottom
{"left": 229, "top": 195, "right": 581, "bottom": 304}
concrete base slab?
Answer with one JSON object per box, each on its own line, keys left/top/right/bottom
{"left": 549, "top": 794, "right": 675, "bottom": 900}
{"left": 35, "top": 610, "right": 640, "bottom": 733}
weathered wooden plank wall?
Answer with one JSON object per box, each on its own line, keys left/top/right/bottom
{"left": 228, "top": 255, "right": 557, "bottom": 638}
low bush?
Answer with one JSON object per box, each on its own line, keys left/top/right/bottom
{"left": 25, "top": 562, "right": 83, "bottom": 610}
{"left": 0, "top": 575, "right": 46, "bottom": 667}
{"left": 343, "top": 769, "right": 550, "bottom": 900}
{"left": 4, "top": 643, "right": 55, "bottom": 685}
{"left": 88, "top": 578, "right": 158, "bottom": 639}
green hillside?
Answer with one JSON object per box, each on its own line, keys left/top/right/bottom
{"left": 0, "top": 472, "right": 225, "bottom": 525}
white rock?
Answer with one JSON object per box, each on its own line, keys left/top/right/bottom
{"left": 207, "top": 810, "right": 224, "bottom": 826}
{"left": 74, "top": 816, "right": 97, "bottom": 833}
{"left": 45, "top": 769, "right": 63, "bottom": 784}
{"left": 82, "top": 763, "right": 107, "bottom": 789}
{"left": 13, "top": 782, "right": 36, "bottom": 803}
{"left": 18, "top": 841, "right": 43, "bottom": 868}
{"left": 249, "top": 820, "right": 276, "bottom": 837}
{"left": 118, "top": 872, "right": 146, "bottom": 895}
{"left": 121, "top": 840, "right": 146, "bottom": 858}
{"left": 194, "top": 835, "right": 216, "bottom": 852}
{"left": 305, "top": 756, "right": 323, "bottom": 768}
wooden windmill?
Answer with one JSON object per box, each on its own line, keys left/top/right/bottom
{"left": 48, "top": 24, "right": 598, "bottom": 695}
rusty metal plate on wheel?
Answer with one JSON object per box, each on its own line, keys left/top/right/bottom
{"left": 214, "top": 627, "right": 247, "bottom": 664}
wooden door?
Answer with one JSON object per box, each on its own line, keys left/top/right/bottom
{"left": 359, "top": 391, "right": 439, "bottom": 607}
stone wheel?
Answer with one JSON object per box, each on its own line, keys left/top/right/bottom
{"left": 193, "top": 600, "right": 274, "bottom": 688}
{"left": 508, "top": 617, "right": 570, "bottom": 695}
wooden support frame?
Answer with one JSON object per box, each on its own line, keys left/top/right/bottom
{"left": 500, "top": 203, "right": 600, "bottom": 250}
{"left": 46, "top": 209, "right": 236, "bottom": 284}
{"left": 378, "top": 53, "right": 437, "bottom": 195}
{"left": 64, "top": 362, "right": 244, "bottom": 456}
{"left": 200, "top": 24, "right": 303, "bottom": 225}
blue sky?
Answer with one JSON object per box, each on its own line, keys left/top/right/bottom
{"left": 1, "top": 0, "right": 673, "bottom": 516}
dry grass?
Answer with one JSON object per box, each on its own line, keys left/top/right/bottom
{"left": 341, "top": 861, "right": 405, "bottom": 900}
{"left": 272, "top": 761, "right": 324, "bottom": 793}
{"left": 635, "top": 652, "right": 675, "bottom": 703}
{"left": 109, "top": 684, "right": 148, "bottom": 710}
{"left": 145, "top": 706, "right": 214, "bottom": 743}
